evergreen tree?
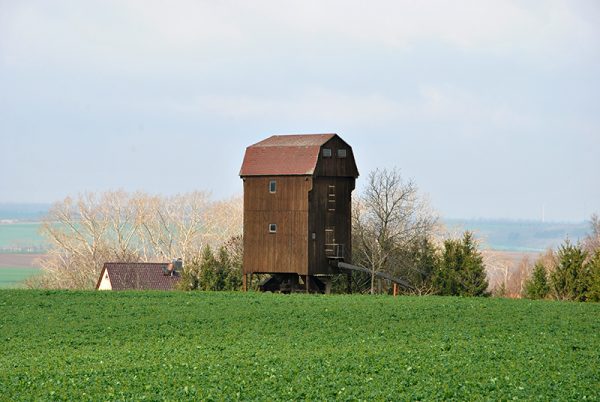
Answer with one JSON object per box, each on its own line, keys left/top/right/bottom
{"left": 388, "top": 236, "right": 440, "bottom": 294}
{"left": 198, "top": 245, "right": 223, "bottom": 291}
{"left": 550, "top": 240, "right": 588, "bottom": 301}
{"left": 432, "top": 238, "right": 461, "bottom": 295}
{"left": 177, "top": 257, "right": 201, "bottom": 290}
{"left": 458, "top": 232, "right": 489, "bottom": 296}
{"left": 177, "top": 237, "right": 244, "bottom": 292}
{"left": 585, "top": 250, "right": 600, "bottom": 302}
{"left": 218, "top": 245, "right": 242, "bottom": 291}
{"left": 433, "top": 231, "right": 489, "bottom": 296}
{"left": 523, "top": 262, "right": 550, "bottom": 300}
{"left": 408, "top": 237, "right": 439, "bottom": 289}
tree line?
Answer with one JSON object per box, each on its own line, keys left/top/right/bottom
{"left": 522, "top": 214, "right": 600, "bottom": 302}
{"left": 31, "top": 191, "right": 242, "bottom": 289}
{"left": 345, "top": 168, "right": 487, "bottom": 296}
{"left": 32, "top": 168, "right": 488, "bottom": 296}
{"left": 31, "top": 170, "right": 597, "bottom": 302}
{"left": 177, "top": 236, "right": 243, "bottom": 291}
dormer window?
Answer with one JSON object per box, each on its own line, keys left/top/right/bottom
{"left": 322, "top": 148, "right": 332, "bottom": 158}
{"left": 269, "top": 180, "right": 276, "bottom": 193}
{"left": 337, "top": 149, "right": 347, "bottom": 158}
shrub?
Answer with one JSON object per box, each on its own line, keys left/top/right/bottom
{"left": 178, "top": 244, "right": 243, "bottom": 292}
{"left": 523, "top": 262, "right": 550, "bottom": 300}
{"left": 586, "top": 250, "right": 600, "bottom": 302}
{"left": 550, "top": 240, "right": 588, "bottom": 301}
{"left": 432, "top": 231, "right": 489, "bottom": 296}
{"left": 177, "top": 257, "right": 202, "bottom": 291}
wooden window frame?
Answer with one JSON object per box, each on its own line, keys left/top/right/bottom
{"left": 269, "top": 180, "right": 276, "bottom": 193}
{"left": 322, "top": 148, "right": 332, "bottom": 158}
{"left": 268, "top": 223, "right": 277, "bottom": 233}
{"left": 337, "top": 149, "right": 347, "bottom": 158}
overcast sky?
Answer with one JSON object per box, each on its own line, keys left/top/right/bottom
{"left": 1, "top": 0, "right": 598, "bottom": 221}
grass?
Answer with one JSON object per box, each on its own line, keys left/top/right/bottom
{"left": 0, "top": 291, "right": 599, "bottom": 400}
{"left": 0, "top": 268, "right": 40, "bottom": 288}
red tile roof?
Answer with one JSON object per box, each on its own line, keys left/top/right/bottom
{"left": 240, "top": 134, "right": 336, "bottom": 176}
{"left": 96, "top": 262, "right": 180, "bottom": 290}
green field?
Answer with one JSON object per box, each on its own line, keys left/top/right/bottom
{"left": 0, "top": 268, "right": 40, "bottom": 288}
{"left": 0, "top": 223, "right": 47, "bottom": 252}
{"left": 0, "top": 291, "right": 598, "bottom": 400}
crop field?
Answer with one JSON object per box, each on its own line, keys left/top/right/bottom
{"left": 0, "top": 222, "right": 47, "bottom": 252}
{"left": 0, "top": 291, "right": 598, "bottom": 400}
{"left": 0, "top": 268, "right": 40, "bottom": 288}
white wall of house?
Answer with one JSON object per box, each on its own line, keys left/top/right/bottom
{"left": 97, "top": 270, "right": 112, "bottom": 290}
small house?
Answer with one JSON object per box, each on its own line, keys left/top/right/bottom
{"left": 96, "top": 262, "right": 180, "bottom": 290}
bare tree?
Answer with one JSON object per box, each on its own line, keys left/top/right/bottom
{"left": 37, "top": 191, "right": 243, "bottom": 289}
{"left": 584, "top": 213, "right": 600, "bottom": 254}
{"left": 515, "top": 256, "right": 533, "bottom": 297}
{"left": 40, "top": 193, "right": 114, "bottom": 288}
{"left": 352, "top": 168, "right": 439, "bottom": 294}
{"left": 484, "top": 251, "right": 512, "bottom": 296}
{"left": 134, "top": 192, "right": 215, "bottom": 261}
{"left": 482, "top": 251, "right": 531, "bottom": 298}
{"left": 103, "top": 191, "right": 143, "bottom": 261}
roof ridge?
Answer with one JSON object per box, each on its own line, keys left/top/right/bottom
{"left": 240, "top": 133, "right": 357, "bottom": 177}
{"left": 250, "top": 133, "right": 336, "bottom": 148}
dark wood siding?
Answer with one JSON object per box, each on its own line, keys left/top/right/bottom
{"left": 309, "top": 135, "right": 357, "bottom": 274}
{"left": 243, "top": 176, "right": 311, "bottom": 275}
{"left": 314, "top": 136, "right": 359, "bottom": 178}
{"left": 308, "top": 177, "right": 355, "bottom": 275}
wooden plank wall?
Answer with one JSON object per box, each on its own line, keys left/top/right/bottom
{"left": 243, "top": 176, "right": 311, "bottom": 275}
{"left": 242, "top": 135, "right": 358, "bottom": 277}
{"left": 314, "top": 136, "right": 359, "bottom": 178}
{"left": 308, "top": 177, "right": 355, "bottom": 275}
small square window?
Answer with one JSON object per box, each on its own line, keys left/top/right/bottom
{"left": 269, "top": 223, "right": 277, "bottom": 233}
{"left": 337, "top": 149, "right": 347, "bottom": 158}
{"left": 269, "top": 180, "right": 276, "bottom": 193}
{"left": 322, "top": 148, "right": 332, "bottom": 158}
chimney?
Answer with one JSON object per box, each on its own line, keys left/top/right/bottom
{"left": 163, "top": 262, "right": 174, "bottom": 276}
{"left": 172, "top": 258, "right": 183, "bottom": 272}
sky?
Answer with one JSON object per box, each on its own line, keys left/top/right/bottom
{"left": 1, "top": 0, "right": 599, "bottom": 221}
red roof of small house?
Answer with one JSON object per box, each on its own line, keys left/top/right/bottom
{"left": 96, "top": 262, "right": 180, "bottom": 290}
{"left": 239, "top": 133, "right": 337, "bottom": 176}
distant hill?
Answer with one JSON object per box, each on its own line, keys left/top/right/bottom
{"left": 444, "top": 218, "right": 589, "bottom": 252}
{"left": 0, "top": 204, "right": 50, "bottom": 253}
{"left": 0, "top": 203, "right": 51, "bottom": 222}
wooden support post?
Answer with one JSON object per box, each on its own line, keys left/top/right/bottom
{"left": 242, "top": 274, "right": 247, "bottom": 292}
{"left": 305, "top": 275, "right": 310, "bottom": 294}
{"left": 393, "top": 283, "right": 398, "bottom": 297}
{"left": 347, "top": 272, "right": 352, "bottom": 294}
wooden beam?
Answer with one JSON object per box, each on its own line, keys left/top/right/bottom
{"left": 334, "top": 261, "right": 414, "bottom": 291}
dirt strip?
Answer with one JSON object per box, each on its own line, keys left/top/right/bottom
{"left": 0, "top": 253, "right": 46, "bottom": 268}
